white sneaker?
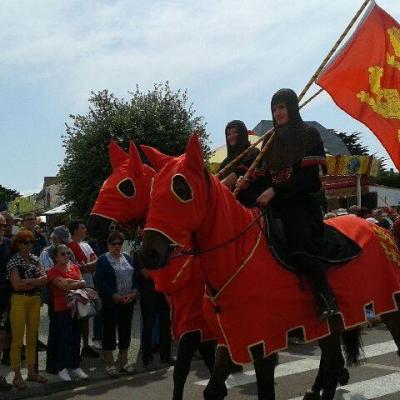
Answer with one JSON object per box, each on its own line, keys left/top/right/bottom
{"left": 58, "top": 368, "right": 72, "bottom": 382}
{"left": 70, "top": 368, "right": 89, "bottom": 380}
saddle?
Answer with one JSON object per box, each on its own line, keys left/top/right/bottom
{"left": 264, "top": 209, "right": 362, "bottom": 273}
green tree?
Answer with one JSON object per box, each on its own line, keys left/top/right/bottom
{"left": 371, "top": 168, "right": 400, "bottom": 188}
{"left": 0, "top": 185, "right": 19, "bottom": 211}
{"left": 329, "top": 130, "right": 370, "bottom": 156}
{"left": 59, "top": 82, "right": 210, "bottom": 218}
{"left": 8, "top": 196, "right": 36, "bottom": 216}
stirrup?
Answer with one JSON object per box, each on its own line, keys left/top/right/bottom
{"left": 316, "top": 292, "right": 339, "bottom": 321}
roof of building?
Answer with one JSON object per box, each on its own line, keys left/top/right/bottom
{"left": 252, "top": 120, "right": 350, "bottom": 156}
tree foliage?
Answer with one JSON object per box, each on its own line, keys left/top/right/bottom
{"left": 59, "top": 82, "right": 210, "bottom": 218}
{"left": 371, "top": 169, "right": 400, "bottom": 188}
{"left": 0, "top": 185, "right": 19, "bottom": 211}
{"left": 8, "top": 196, "right": 36, "bottom": 216}
{"left": 329, "top": 130, "right": 370, "bottom": 156}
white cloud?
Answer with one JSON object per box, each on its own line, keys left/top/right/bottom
{"left": 0, "top": 1, "right": 368, "bottom": 94}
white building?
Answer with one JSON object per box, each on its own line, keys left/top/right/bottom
{"left": 369, "top": 185, "right": 400, "bottom": 208}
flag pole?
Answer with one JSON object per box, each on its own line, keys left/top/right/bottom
{"left": 216, "top": 131, "right": 271, "bottom": 179}
{"left": 299, "top": 88, "right": 324, "bottom": 109}
{"left": 233, "top": 0, "right": 373, "bottom": 197}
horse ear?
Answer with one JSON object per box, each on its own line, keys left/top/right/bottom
{"left": 140, "top": 145, "right": 174, "bottom": 171}
{"left": 109, "top": 140, "right": 129, "bottom": 170}
{"left": 128, "top": 141, "right": 144, "bottom": 176}
{"left": 184, "top": 133, "right": 204, "bottom": 171}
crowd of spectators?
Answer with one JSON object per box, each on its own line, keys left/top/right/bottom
{"left": 0, "top": 206, "right": 399, "bottom": 391}
{"left": 0, "top": 212, "right": 172, "bottom": 391}
{"left": 323, "top": 205, "right": 399, "bottom": 232}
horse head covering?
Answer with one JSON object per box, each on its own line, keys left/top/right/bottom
{"left": 91, "top": 140, "right": 155, "bottom": 223}
{"left": 263, "top": 88, "right": 323, "bottom": 171}
{"left": 141, "top": 135, "right": 208, "bottom": 248}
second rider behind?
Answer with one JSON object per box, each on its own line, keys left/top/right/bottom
{"left": 218, "top": 120, "right": 260, "bottom": 207}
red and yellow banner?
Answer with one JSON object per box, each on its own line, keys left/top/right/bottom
{"left": 317, "top": 2, "right": 400, "bottom": 169}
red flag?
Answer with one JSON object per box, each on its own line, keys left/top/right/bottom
{"left": 316, "top": 2, "right": 400, "bottom": 169}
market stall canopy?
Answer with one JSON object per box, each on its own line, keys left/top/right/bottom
{"left": 42, "top": 203, "right": 69, "bottom": 215}
{"left": 253, "top": 120, "right": 350, "bottom": 156}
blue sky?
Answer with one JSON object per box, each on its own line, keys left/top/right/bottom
{"left": 0, "top": 0, "right": 398, "bottom": 195}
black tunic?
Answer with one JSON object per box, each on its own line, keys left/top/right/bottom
{"left": 218, "top": 119, "right": 260, "bottom": 208}
{"left": 244, "top": 141, "right": 326, "bottom": 258}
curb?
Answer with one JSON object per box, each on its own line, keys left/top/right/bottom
{"left": 2, "top": 362, "right": 176, "bottom": 400}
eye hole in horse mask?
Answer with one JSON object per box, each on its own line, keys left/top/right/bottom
{"left": 117, "top": 178, "right": 136, "bottom": 198}
{"left": 171, "top": 174, "right": 193, "bottom": 203}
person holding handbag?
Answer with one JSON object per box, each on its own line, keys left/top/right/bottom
{"left": 95, "top": 231, "right": 139, "bottom": 377}
{"left": 47, "top": 244, "right": 89, "bottom": 382}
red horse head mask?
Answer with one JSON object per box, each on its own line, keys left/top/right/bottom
{"left": 91, "top": 140, "right": 155, "bottom": 223}
{"left": 141, "top": 134, "right": 211, "bottom": 248}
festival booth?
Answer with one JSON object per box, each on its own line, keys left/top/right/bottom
{"left": 42, "top": 203, "right": 70, "bottom": 229}
{"left": 323, "top": 154, "right": 380, "bottom": 210}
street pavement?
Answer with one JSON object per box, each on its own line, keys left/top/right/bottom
{"left": 25, "top": 324, "right": 400, "bottom": 400}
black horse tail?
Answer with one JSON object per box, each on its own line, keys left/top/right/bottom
{"left": 342, "top": 327, "right": 365, "bottom": 366}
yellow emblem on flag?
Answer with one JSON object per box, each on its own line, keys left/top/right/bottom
{"left": 387, "top": 26, "right": 400, "bottom": 70}
{"left": 357, "top": 66, "right": 400, "bottom": 119}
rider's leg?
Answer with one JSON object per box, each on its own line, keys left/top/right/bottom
{"left": 291, "top": 254, "right": 338, "bottom": 320}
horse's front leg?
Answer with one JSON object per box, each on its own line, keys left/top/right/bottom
{"left": 203, "top": 346, "right": 231, "bottom": 400}
{"left": 173, "top": 331, "right": 202, "bottom": 400}
{"left": 253, "top": 352, "right": 278, "bottom": 400}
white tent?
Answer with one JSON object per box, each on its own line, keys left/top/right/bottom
{"left": 42, "top": 203, "right": 69, "bottom": 215}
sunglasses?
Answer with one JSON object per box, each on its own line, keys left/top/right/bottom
{"left": 110, "top": 241, "right": 123, "bottom": 246}
{"left": 21, "top": 240, "right": 35, "bottom": 245}
{"left": 24, "top": 217, "right": 36, "bottom": 221}
{"left": 58, "top": 252, "right": 68, "bottom": 256}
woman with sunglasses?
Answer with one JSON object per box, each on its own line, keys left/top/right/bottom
{"left": 95, "top": 231, "right": 139, "bottom": 377}
{"left": 6, "top": 230, "right": 47, "bottom": 390}
{"left": 47, "top": 244, "right": 89, "bottom": 382}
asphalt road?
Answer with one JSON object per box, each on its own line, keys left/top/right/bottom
{"left": 37, "top": 325, "right": 400, "bottom": 400}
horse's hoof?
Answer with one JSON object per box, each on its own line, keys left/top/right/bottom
{"left": 339, "top": 367, "right": 350, "bottom": 386}
{"left": 302, "top": 390, "right": 321, "bottom": 400}
{"left": 397, "top": 350, "right": 400, "bottom": 358}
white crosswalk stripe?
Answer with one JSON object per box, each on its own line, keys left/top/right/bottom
{"left": 290, "top": 372, "right": 400, "bottom": 400}
{"left": 193, "top": 339, "right": 399, "bottom": 395}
